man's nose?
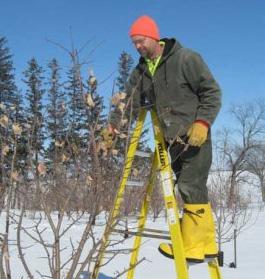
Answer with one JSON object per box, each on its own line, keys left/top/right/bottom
{"left": 135, "top": 42, "right": 141, "bottom": 49}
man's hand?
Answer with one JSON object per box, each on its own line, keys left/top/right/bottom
{"left": 187, "top": 121, "right": 209, "bottom": 147}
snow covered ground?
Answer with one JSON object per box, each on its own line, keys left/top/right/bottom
{"left": 1, "top": 208, "right": 265, "bottom": 278}
{"left": 99, "top": 209, "right": 265, "bottom": 279}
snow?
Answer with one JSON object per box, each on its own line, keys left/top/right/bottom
{"left": 1, "top": 208, "right": 265, "bottom": 278}
{"left": 99, "top": 210, "right": 265, "bottom": 279}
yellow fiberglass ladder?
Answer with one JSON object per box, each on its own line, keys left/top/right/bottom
{"left": 91, "top": 108, "right": 223, "bottom": 279}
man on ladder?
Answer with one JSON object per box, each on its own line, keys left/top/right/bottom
{"left": 106, "top": 14, "right": 221, "bottom": 266}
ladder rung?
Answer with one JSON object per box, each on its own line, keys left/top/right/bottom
{"left": 113, "top": 229, "right": 171, "bottom": 240}
{"left": 126, "top": 180, "right": 144, "bottom": 187}
{"left": 104, "top": 248, "right": 132, "bottom": 254}
{"left": 135, "top": 150, "right": 152, "bottom": 158}
{"left": 143, "top": 227, "right": 170, "bottom": 235}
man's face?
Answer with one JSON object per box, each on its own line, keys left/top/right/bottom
{"left": 131, "top": 35, "right": 157, "bottom": 59}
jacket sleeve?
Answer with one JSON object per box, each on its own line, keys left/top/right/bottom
{"left": 182, "top": 50, "right": 222, "bottom": 126}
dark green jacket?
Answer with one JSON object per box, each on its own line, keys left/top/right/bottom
{"left": 120, "top": 38, "right": 221, "bottom": 141}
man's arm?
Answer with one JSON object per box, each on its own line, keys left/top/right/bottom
{"left": 182, "top": 50, "right": 221, "bottom": 146}
{"left": 182, "top": 50, "right": 222, "bottom": 126}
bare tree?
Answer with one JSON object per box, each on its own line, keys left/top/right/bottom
{"left": 1, "top": 37, "right": 144, "bottom": 278}
{"left": 245, "top": 144, "right": 265, "bottom": 202}
{"left": 223, "top": 100, "right": 265, "bottom": 207}
{"left": 0, "top": 107, "right": 23, "bottom": 278}
{"left": 209, "top": 100, "right": 265, "bottom": 251}
{"left": 0, "top": 32, "right": 213, "bottom": 277}
{"left": 209, "top": 149, "right": 254, "bottom": 251}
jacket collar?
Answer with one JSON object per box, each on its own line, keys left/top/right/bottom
{"left": 137, "top": 38, "right": 182, "bottom": 70}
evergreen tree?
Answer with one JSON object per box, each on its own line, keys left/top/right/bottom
{"left": 0, "top": 36, "right": 19, "bottom": 191}
{"left": 116, "top": 51, "right": 134, "bottom": 92}
{"left": 23, "top": 58, "right": 45, "bottom": 172}
{"left": 65, "top": 58, "right": 87, "bottom": 148}
{"left": 46, "top": 58, "right": 66, "bottom": 165}
{"left": 0, "top": 37, "right": 18, "bottom": 118}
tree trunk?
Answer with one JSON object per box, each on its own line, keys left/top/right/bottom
{"left": 261, "top": 183, "right": 265, "bottom": 202}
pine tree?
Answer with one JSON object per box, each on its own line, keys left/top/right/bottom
{"left": 23, "top": 58, "right": 45, "bottom": 173}
{"left": 65, "top": 58, "right": 87, "bottom": 148}
{"left": 0, "top": 37, "right": 18, "bottom": 118}
{"left": 0, "top": 36, "right": 19, "bottom": 193}
{"left": 116, "top": 51, "right": 134, "bottom": 92}
{"left": 46, "top": 58, "right": 66, "bottom": 165}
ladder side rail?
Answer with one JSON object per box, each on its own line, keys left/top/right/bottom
{"left": 127, "top": 154, "right": 158, "bottom": 279}
{"left": 151, "top": 110, "right": 189, "bottom": 279}
{"left": 92, "top": 109, "right": 147, "bottom": 279}
{"left": 208, "top": 259, "right": 223, "bottom": 279}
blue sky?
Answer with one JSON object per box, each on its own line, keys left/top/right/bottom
{"left": 1, "top": 0, "right": 265, "bottom": 130}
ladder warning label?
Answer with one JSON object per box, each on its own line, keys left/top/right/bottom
{"left": 161, "top": 172, "right": 173, "bottom": 197}
{"left": 167, "top": 208, "right": 177, "bottom": 224}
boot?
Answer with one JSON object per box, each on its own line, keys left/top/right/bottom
{"left": 158, "top": 204, "right": 209, "bottom": 263}
{"left": 204, "top": 203, "right": 218, "bottom": 258}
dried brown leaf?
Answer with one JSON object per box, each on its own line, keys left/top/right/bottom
{"left": 12, "top": 123, "right": 22, "bottom": 135}
{"left": 89, "top": 76, "right": 97, "bottom": 86}
{"left": 62, "top": 154, "right": 69, "bottom": 162}
{"left": 55, "top": 140, "right": 65, "bottom": 147}
{"left": 37, "top": 163, "right": 47, "bottom": 176}
{"left": 0, "top": 115, "right": 8, "bottom": 128}
{"left": 71, "top": 144, "right": 79, "bottom": 155}
{"left": 87, "top": 175, "right": 93, "bottom": 181}
{"left": 95, "top": 124, "right": 102, "bottom": 131}
{"left": 111, "top": 94, "right": 121, "bottom": 106}
{"left": 111, "top": 92, "right": 127, "bottom": 106}
{"left": 121, "top": 118, "right": 128, "bottom": 126}
{"left": 2, "top": 145, "right": 10, "bottom": 156}
{"left": 85, "top": 93, "right": 95, "bottom": 108}
{"left": 119, "top": 92, "right": 127, "bottom": 100}
{"left": 132, "top": 168, "right": 139, "bottom": 177}
{"left": 86, "top": 175, "right": 94, "bottom": 186}
{"left": 118, "top": 102, "right": 126, "bottom": 113}
{"left": 11, "top": 171, "right": 19, "bottom": 182}
{"left": 119, "top": 133, "right": 127, "bottom": 139}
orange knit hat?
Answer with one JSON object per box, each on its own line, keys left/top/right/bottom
{"left": 129, "top": 15, "right": 160, "bottom": 41}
